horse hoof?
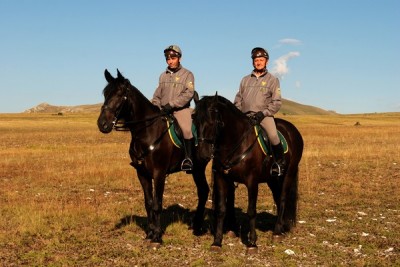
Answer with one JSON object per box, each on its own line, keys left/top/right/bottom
{"left": 192, "top": 229, "right": 204, "bottom": 236}
{"left": 226, "top": 231, "right": 237, "bottom": 238}
{"left": 272, "top": 234, "right": 285, "bottom": 242}
{"left": 149, "top": 242, "right": 161, "bottom": 249}
{"left": 210, "top": 245, "right": 222, "bottom": 252}
{"left": 246, "top": 246, "right": 258, "bottom": 254}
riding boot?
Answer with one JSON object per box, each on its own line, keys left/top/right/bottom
{"left": 181, "top": 138, "right": 193, "bottom": 173}
{"left": 270, "top": 142, "right": 287, "bottom": 177}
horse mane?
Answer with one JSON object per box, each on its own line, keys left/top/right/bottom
{"left": 102, "top": 82, "right": 114, "bottom": 98}
{"left": 102, "top": 71, "right": 159, "bottom": 113}
{"left": 195, "top": 95, "right": 247, "bottom": 121}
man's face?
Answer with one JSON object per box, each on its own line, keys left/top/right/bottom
{"left": 166, "top": 56, "right": 180, "bottom": 69}
{"left": 253, "top": 57, "right": 268, "bottom": 71}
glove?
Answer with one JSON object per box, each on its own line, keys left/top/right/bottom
{"left": 253, "top": 111, "right": 265, "bottom": 124}
{"left": 161, "top": 103, "right": 173, "bottom": 114}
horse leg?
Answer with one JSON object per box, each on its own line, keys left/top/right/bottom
{"left": 150, "top": 174, "right": 166, "bottom": 245}
{"left": 191, "top": 164, "right": 210, "bottom": 235}
{"left": 267, "top": 176, "right": 285, "bottom": 235}
{"left": 211, "top": 174, "right": 227, "bottom": 250}
{"left": 137, "top": 172, "right": 155, "bottom": 241}
{"left": 278, "top": 165, "right": 299, "bottom": 234}
{"left": 246, "top": 183, "right": 259, "bottom": 251}
{"left": 269, "top": 166, "right": 298, "bottom": 236}
{"left": 224, "top": 182, "right": 237, "bottom": 236}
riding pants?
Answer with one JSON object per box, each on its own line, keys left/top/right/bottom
{"left": 260, "top": 116, "right": 280, "bottom": 145}
{"left": 173, "top": 108, "right": 193, "bottom": 139}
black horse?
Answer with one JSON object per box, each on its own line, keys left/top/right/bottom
{"left": 193, "top": 94, "right": 303, "bottom": 252}
{"left": 97, "top": 69, "right": 210, "bottom": 247}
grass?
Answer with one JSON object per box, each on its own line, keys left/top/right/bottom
{"left": 0, "top": 112, "right": 399, "bottom": 266}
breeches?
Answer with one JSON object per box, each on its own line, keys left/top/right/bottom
{"left": 173, "top": 108, "right": 193, "bottom": 139}
{"left": 260, "top": 116, "right": 280, "bottom": 145}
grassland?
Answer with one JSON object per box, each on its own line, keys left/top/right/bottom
{"left": 0, "top": 112, "right": 399, "bottom": 266}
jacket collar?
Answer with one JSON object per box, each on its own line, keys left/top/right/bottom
{"left": 166, "top": 64, "right": 182, "bottom": 74}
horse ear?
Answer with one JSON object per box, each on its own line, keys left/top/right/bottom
{"left": 214, "top": 91, "right": 218, "bottom": 101}
{"left": 193, "top": 90, "right": 199, "bottom": 104}
{"left": 104, "top": 69, "right": 115, "bottom": 83}
{"left": 117, "top": 69, "right": 124, "bottom": 80}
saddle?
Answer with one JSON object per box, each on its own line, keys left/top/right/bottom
{"left": 165, "top": 115, "right": 197, "bottom": 148}
{"left": 254, "top": 125, "right": 288, "bottom": 156}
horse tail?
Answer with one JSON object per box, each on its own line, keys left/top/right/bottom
{"left": 276, "top": 118, "right": 303, "bottom": 233}
{"left": 282, "top": 162, "right": 299, "bottom": 231}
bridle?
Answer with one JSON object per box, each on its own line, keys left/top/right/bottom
{"left": 101, "top": 98, "right": 128, "bottom": 129}
{"left": 197, "top": 106, "right": 223, "bottom": 159}
{"left": 101, "top": 85, "right": 130, "bottom": 129}
{"left": 101, "top": 85, "right": 164, "bottom": 131}
{"left": 197, "top": 100, "right": 260, "bottom": 174}
{"left": 100, "top": 83, "right": 173, "bottom": 163}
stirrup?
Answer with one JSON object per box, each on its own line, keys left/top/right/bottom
{"left": 270, "top": 162, "right": 285, "bottom": 177}
{"left": 181, "top": 158, "right": 193, "bottom": 171}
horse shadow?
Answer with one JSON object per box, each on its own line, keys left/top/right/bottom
{"left": 114, "top": 204, "right": 213, "bottom": 234}
{"left": 227, "top": 208, "right": 277, "bottom": 245}
{"left": 114, "top": 204, "right": 277, "bottom": 243}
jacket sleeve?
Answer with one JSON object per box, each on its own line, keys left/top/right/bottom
{"left": 233, "top": 79, "right": 244, "bottom": 110}
{"left": 151, "top": 75, "right": 163, "bottom": 108}
{"left": 264, "top": 77, "right": 282, "bottom": 117}
{"left": 170, "top": 72, "right": 195, "bottom": 108}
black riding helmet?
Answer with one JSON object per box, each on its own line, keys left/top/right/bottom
{"left": 251, "top": 47, "right": 269, "bottom": 59}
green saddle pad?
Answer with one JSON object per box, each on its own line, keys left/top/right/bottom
{"left": 166, "top": 119, "right": 198, "bottom": 148}
{"left": 254, "top": 125, "right": 288, "bottom": 155}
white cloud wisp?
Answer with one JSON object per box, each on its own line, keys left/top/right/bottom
{"left": 270, "top": 51, "right": 300, "bottom": 79}
{"left": 279, "top": 38, "right": 302, "bottom": 45}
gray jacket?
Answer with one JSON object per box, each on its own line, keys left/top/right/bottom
{"left": 151, "top": 66, "right": 194, "bottom": 109}
{"left": 234, "top": 71, "right": 281, "bottom": 117}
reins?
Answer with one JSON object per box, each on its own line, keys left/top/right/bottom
{"left": 212, "top": 124, "right": 259, "bottom": 174}
{"left": 107, "top": 84, "right": 174, "bottom": 162}
{"left": 198, "top": 98, "right": 260, "bottom": 173}
{"left": 114, "top": 113, "right": 164, "bottom": 131}
{"left": 107, "top": 85, "right": 166, "bottom": 131}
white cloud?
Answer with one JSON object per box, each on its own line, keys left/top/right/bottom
{"left": 295, "top": 81, "right": 301, "bottom": 88}
{"left": 270, "top": 51, "right": 300, "bottom": 79}
{"left": 279, "top": 38, "right": 302, "bottom": 45}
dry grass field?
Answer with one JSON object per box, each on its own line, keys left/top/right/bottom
{"left": 0, "top": 112, "right": 399, "bottom": 266}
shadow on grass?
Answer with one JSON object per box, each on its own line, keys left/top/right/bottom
{"left": 231, "top": 208, "right": 277, "bottom": 246}
{"left": 114, "top": 204, "right": 212, "bottom": 233}
{"left": 113, "top": 204, "right": 277, "bottom": 244}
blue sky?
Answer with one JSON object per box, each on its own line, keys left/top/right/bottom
{"left": 1, "top": 0, "right": 399, "bottom": 114}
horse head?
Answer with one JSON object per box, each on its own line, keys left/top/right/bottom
{"left": 193, "top": 93, "right": 227, "bottom": 162}
{"left": 97, "top": 69, "right": 131, "bottom": 133}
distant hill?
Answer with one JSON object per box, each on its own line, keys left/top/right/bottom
{"left": 24, "top": 99, "right": 336, "bottom": 115}
{"left": 24, "top": 103, "right": 102, "bottom": 114}
{"left": 280, "top": 99, "right": 336, "bottom": 115}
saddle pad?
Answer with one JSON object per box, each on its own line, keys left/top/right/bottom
{"left": 166, "top": 119, "right": 198, "bottom": 148}
{"left": 254, "top": 125, "right": 288, "bottom": 156}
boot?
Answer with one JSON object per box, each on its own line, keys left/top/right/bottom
{"left": 181, "top": 138, "right": 193, "bottom": 173}
{"left": 270, "top": 142, "right": 286, "bottom": 177}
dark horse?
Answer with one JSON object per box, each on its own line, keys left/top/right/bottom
{"left": 193, "top": 94, "right": 303, "bottom": 252}
{"left": 97, "top": 69, "right": 209, "bottom": 246}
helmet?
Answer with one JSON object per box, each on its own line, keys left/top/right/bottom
{"left": 164, "top": 45, "right": 182, "bottom": 58}
{"left": 251, "top": 47, "right": 269, "bottom": 59}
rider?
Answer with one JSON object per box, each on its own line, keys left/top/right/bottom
{"left": 151, "top": 45, "right": 195, "bottom": 172}
{"left": 233, "top": 47, "right": 286, "bottom": 176}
